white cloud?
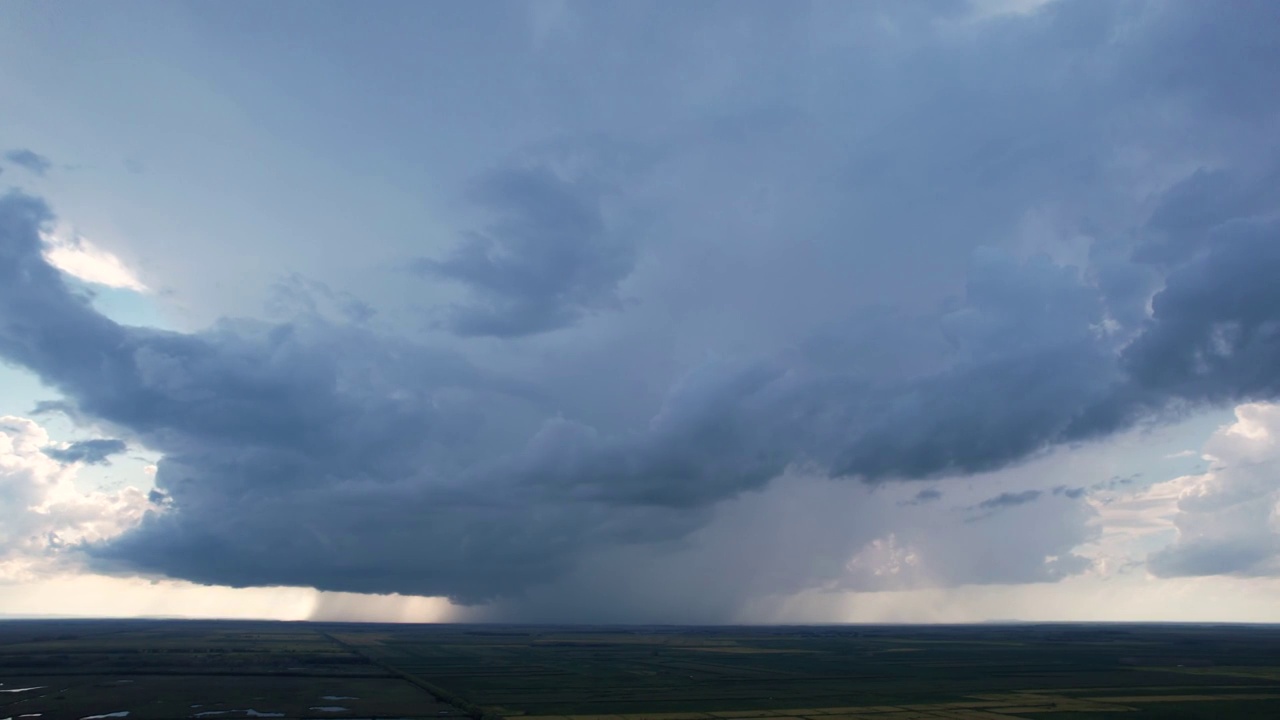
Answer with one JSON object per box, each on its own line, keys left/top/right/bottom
{"left": 0, "top": 415, "right": 149, "bottom": 582}
{"left": 1102, "top": 403, "right": 1280, "bottom": 578}
{"left": 845, "top": 533, "right": 923, "bottom": 579}
{"left": 41, "top": 228, "right": 148, "bottom": 292}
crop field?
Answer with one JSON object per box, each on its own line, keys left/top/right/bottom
{"left": 1, "top": 622, "right": 1279, "bottom": 720}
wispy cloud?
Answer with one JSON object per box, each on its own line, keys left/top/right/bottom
{"left": 4, "top": 149, "right": 52, "bottom": 176}
{"left": 43, "top": 438, "right": 128, "bottom": 465}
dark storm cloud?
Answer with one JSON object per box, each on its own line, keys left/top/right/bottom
{"left": 830, "top": 249, "right": 1123, "bottom": 481}
{"left": 1, "top": 0, "right": 1280, "bottom": 612}
{"left": 415, "top": 156, "right": 636, "bottom": 337}
{"left": 0, "top": 189, "right": 704, "bottom": 602}
{"left": 1134, "top": 167, "right": 1280, "bottom": 268}
{"left": 43, "top": 438, "right": 128, "bottom": 465}
{"left": 1123, "top": 217, "right": 1280, "bottom": 403}
{"left": 4, "top": 149, "right": 52, "bottom": 175}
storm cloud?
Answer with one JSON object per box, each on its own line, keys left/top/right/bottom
{"left": 0, "top": 0, "right": 1279, "bottom": 616}
{"left": 415, "top": 152, "right": 639, "bottom": 337}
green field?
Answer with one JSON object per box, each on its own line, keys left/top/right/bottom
{"left": 1, "top": 621, "right": 1279, "bottom": 719}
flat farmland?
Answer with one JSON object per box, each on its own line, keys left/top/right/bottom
{"left": 2, "top": 622, "right": 1280, "bottom": 719}
{"left": 326, "top": 624, "right": 1280, "bottom": 719}
{"left": 0, "top": 619, "right": 462, "bottom": 720}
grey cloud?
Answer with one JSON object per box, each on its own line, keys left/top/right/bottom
{"left": 1123, "top": 217, "right": 1280, "bottom": 404}
{"left": 1149, "top": 539, "right": 1280, "bottom": 578}
{"left": 901, "top": 488, "right": 942, "bottom": 506}
{"left": 977, "top": 490, "right": 1043, "bottom": 511}
{"left": 2, "top": 0, "right": 1280, "bottom": 615}
{"left": 1, "top": 186, "right": 1123, "bottom": 604}
{"left": 1053, "top": 485, "right": 1087, "bottom": 499}
{"left": 415, "top": 153, "right": 637, "bottom": 337}
{"left": 1135, "top": 167, "right": 1280, "bottom": 268}
{"left": 30, "top": 400, "right": 77, "bottom": 416}
{"left": 43, "top": 438, "right": 128, "bottom": 465}
{"left": 1093, "top": 473, "right": 1141, "bottom": 491}
{"left": 0, "top": 193, "right": 552, "bottom": 601}
{"left": 470, "top": 471, "right": 1097, "bottom": 623}
{"left": 266, "top": 273, "right": 376, "bottom": 325}
{"left": 4, "top": 149, "right": 52, "bottom": 176}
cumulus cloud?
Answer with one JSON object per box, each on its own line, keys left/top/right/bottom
{"left": 0, "top": 1, "right": 1279, "bottom": 618}
{"left": 4, "top": 149, "right": 52, "bottom": 176}
{"left": 0, "top": 416, "right": 147, "bottom": 582}
{"left": 1149, "top": 403, "right": 1280, "bottom": 578}
{"left": 43, "top": 438, "right": 128, "bottom": 465}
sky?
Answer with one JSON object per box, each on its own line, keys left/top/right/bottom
{"left": 2, "top": 0, "right": 1280, "bottom": 624}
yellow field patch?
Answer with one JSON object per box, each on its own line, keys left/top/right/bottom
{"left": 814, "top": 707, "right": 906, "bottom": 712}
{"left": 803, "top": 707, "right": 906, "bottom": 712}
{"left": 800, "top": 707, "right": 902, "bottom": 715}
{"left": 619, "top": 713, "right": 714, "bottom": 720}
{"left": 683, "top": 647, "right": 822, "bottom": 654}
{"left": 551, "top": 692, "right": 1280, "bottom": 720}
{"left": 1140, "top": 665, "right": 1280, "bottom": 681}
{"left": 1090, "top": 693, "right": 1280, "bottom": 703}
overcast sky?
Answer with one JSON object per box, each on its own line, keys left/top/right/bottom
{"left": 3, "top": 0, "right": 1280, "bottom": 623}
